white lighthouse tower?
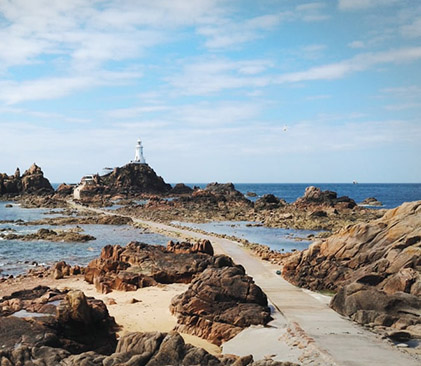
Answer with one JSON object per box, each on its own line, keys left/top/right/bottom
{"left": 134, "top": 138, "right": 146, "bottom": 164}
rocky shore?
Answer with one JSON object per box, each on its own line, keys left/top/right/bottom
{"left": 0, "top": 227, "right": 96, "bottom": 242}
{"left": 0, "top": 238, "right": 297, "bottom": 366}
{"left": 282, "top": 200, "right": 421, "bottom": 342}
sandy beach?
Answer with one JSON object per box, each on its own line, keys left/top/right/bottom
{"left": 0, "top": 274, "right": 221, "bottom": 355}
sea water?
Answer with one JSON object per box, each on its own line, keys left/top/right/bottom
{"left": 0, "top": 202, "right": 174, "bottom": 277}
{"left": 184, "top": 183, "right": 421, "bottom": 209}
{"left": 173, "top": 220, "right": 316, "bottom": 252}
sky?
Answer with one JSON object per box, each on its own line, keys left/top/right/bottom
{"left": 0, "top": 0, "right": 420, "bottom": 184}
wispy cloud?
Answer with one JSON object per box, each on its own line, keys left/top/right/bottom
{"left": 0, "top": 70, "right": 142, "bottom": 104}
{"left": 169, "top": 47, "right": 421, "bottom": 96}
{"left": 276, "top": 47, "right": 421, "bottom": 83}
{"left": 338, "top": 0, "right": 399, "bottom": 11}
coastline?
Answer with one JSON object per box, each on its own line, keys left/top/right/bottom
{"left": 1, "top": 198, "right": 420, "bottom": 365}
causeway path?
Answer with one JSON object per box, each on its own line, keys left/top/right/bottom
{"left": 73, "top": 203, "right": 419, "bottom": 366}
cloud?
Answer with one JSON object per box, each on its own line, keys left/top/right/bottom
{"left": 166, "top": 47, "right": 421, "bottom": 96}
{"left": 197, "top": 13, "right": 287, "bottom": 49}
{"left": 338, "top": 0, "right": 399, "bottom": 11}
{"left": 296, "top": 2, "right": 330, "bottom": 22}
{"left": 0, "top": 0, "right": 224, "bottom": 70}
{"left": 401, "top": 18, "right": 421, "bottom": 38}
{"left": 348, "top": 40, "right": 365, "bottom": 49}
{"left": 166, "top": 58, "right": 271, "bottom": 95}
{"left": 105, "top": 106, "right": 170, "bottom": 119}
{"left": 275, "top": 47, "right": 421, "bottom": 84}
{"left": 197, "top": 3, "right": 330, "bottom": 49}
{"left": 0, "top": 70, "right": 142, "bottom": 104}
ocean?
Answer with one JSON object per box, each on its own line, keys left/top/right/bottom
{"left": 185, "top": 183, "right": 421, "bottom": 209}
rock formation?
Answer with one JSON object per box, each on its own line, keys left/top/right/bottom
{"left": 294, "top": 186, "right": 356, "bottom": 210}
{"left": 282, "top": 200, "right": 421, "bottom": 338}
{"left": 84, "top": 241, "right": 219, "bottom": 293}
{"left": 360, "top": 197, "right": 383, "bottom": 206}
{"left": 254, "top": 194, "right": 286, "bottom": 210}
{"left": 170, "top": 183, "right": 193, "bottom": 195}
{"left": 170, "top": 266, "right": 272, "bottom": 345}
{"left": 76, "top": 163, "right": 172, "bottom": 200}
{"left": 0, "top": 228, "right": 96, "bottom": 242}
{"left": 166, "top": 239, "right": 214, "bottom": 256}
{"left": 0, "top": 164, "right": 54, "bottom": 195}
{"left": 0, "top": 286, "right": 118, "bottom": 357}
{"left": 55, "top": 183, "right": 74, "bottom": 196}
{"left": 84, "top": 240, "right": 272, "bottom": 346}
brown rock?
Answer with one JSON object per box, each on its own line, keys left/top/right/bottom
{"left": 282, "top": 200, "right": 421, "bottom": 336}
{"left": 84, "top": 241, "right": 217, "bottom": 293}
{"left": 170, "top": 266, "right": 272, "bottom": 345}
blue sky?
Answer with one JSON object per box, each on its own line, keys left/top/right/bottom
{"left": 0, "top": 0, "right": 420, "bottom": 183}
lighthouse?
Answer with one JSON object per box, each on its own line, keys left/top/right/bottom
{"left": 133, "top": 138, "right": 146, "bottom": 164}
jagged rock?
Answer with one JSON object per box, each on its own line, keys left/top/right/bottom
{"left": 246, "top": 192, "right": 257, "bottom": 197}
{"left": 294, "top": 186, "right": 356, "bottom": 209}
{"left": 0, "top": 286, "right": 117, "bottom": 357}
{"left": 282, "top": 201, "right": 421, "bottom": 336}
{"left": 166, "top": 239, "right": 214, "bottom": 256}
{"left": 0, "top": 164, "right": 53, "bottom": 196}
{"left": 254, "top": 194, "right": 286, "bottom": 210}
{"left": 360, "top": 197, "right": 383, "bottom": 206}
{"left": 56, "top": 183, "right": 74, "bottom": 196}
{"left": 84, "top": 241, "right": 220, "bottom": 293}
{"left": 170, "top": 266, "right": 272, "bottom": 345}
{"left": 203, "top": 182, "right": 246, "bottom": 199}
{"left": 171, "top": 183, "right": 193, "bottom": 195}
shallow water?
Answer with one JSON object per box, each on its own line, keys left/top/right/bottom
{"left": 0, "top": 201, "right": 174, "bottom": 277}
{"left": 172, "top": 220, "right": 318, "bottom": 252}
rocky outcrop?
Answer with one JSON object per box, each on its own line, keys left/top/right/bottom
{"left": 25, "top": 213, "right": 133, "bottom": 226}
{"left": 171, "top": 183, "right": 193, "bottom": 195}
{"left": 84, "top": 241, "right": 220, "bottom": 293}
{"left": 360, "top": 197, "right": 383, "bottom": 206}
{"left": 76, "top": 163, "right": 171, "bottom": 200}
{"left": 0, "top": 227, "right": 96, "bottom": 242}
{"left": 0, "top": 328, "right": 298, "bottom": 366}
{"left": 166, "top": 239, "right": 214, "bottom": 256}
{"left": 254, "top": 194, "right": 286, "bottom": 210}
{"left": 55, "top": 183, "right": 74, "bottom": 196}
{"left": 170, "top": 266, "right": 272, "bottom": 345}
{"left": 0, "top": 286, "right": 117, "bottom": 356}
{"left": 294, "top": 186, "right": 356, "bottom": 209}
{"left": 282, "top": 201, "right": 421, "bottom": 337}
{"left": 0, "top": 164, "right": 54, "bottom": 195}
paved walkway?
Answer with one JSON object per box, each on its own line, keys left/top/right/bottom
{"left": 72, "top": 203, "right": 419, "bottom": 366}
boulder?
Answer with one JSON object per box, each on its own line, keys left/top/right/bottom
{"left": 255, "top": 194, "right": 286, "bottom": 210}
{"left": 56, "top": 183, "right": 74, "bottom": 196}
{"left": 294, "top": 186, "right": 356, "bottom": 209}
{"left": 360, "top": 197, "right": 383, "bottom": 206}
{"left": 166, "top": 239, "right": 214, "bottom": 256}
{"left": 170, "top": 266, "right": 272, "bottom": 345}
{"left": 171, "top": 183, "right": 193, "bottom": 195}
{"left": 0, "top": 286, "right": 117, "bottom": 356}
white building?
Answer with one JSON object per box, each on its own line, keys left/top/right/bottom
{"left": 133, "top": 138, "right": 146, "bottom": 164}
